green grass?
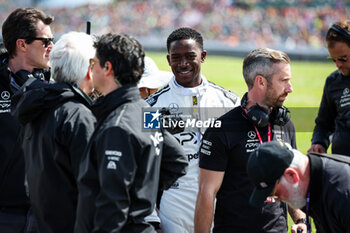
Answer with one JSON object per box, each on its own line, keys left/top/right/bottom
{"left": 147, "top": 51, "right": 335, "bottom": 233}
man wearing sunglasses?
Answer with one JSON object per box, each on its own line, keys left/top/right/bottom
{"left": 0, "top": 8, "right": 53, "bottom": 233}
{"left": 308, "top": 20, "right": 350, "bottom": 156}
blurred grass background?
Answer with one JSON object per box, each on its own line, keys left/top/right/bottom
{"left": 147, "top": 51, "right": 335, "bottom": 233}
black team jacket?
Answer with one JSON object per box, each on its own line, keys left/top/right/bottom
{"left": 76, "top": 85, "right": 187, "bottom": 233}
{"left": 0, "top": 51, "right": 29, "bottom": 210}
{"left": 12, "top": 77, "right": 96, "bottom": 233}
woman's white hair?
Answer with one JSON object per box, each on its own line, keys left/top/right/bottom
{"left": 50, "top": 31, "right": 95, "bottom": 84}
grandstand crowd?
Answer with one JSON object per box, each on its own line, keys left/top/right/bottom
{"left": 0, "top": 0, "right": 350, "bottom": 51}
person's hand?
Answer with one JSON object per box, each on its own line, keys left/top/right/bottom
{"left": 307, "top": 144, "right": 325, "bottom": 153}
{"left": 291, "top": 223, "right": 307, "bottom": 233}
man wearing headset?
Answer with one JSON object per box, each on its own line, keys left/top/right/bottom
{"left": 195, "top": 48, "right": 306, "bottom": 233}
{"left": 308, "top": 20, "right": 350, "bottom": 156}
{"left": 0, "top": 8, "right": 53, "bottom": 233}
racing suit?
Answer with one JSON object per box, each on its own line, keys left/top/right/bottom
{"left": 145, "top": 76, "right": 239, "bottom": 232}
{"left": 311, "top": 70, "right": 350, "bottom": 155}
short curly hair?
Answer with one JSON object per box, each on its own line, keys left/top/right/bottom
{"left": 94, "top": 33, "right": 145, "bottom": 85}
{"left": 166, "top": 27, "right": 203, "bottom": 52}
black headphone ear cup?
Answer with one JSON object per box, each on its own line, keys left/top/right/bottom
{"left": 270, "top": 106, "right": 290, "bottom": 126}
{"left": 246, "top": 105, "right": 270, "bottom": 128}
{"left": 240, "top": 93, "right": 248, "bottom": 109}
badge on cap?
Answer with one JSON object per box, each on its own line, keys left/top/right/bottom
{"left": 259, "top": 182, "right": 268, "bottom": 188}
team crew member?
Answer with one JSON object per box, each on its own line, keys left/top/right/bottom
{"left": 247, "top": 141, "right": 350, "bottom": 233}
{"left": 308, "top": 20, "right": 350, "bottom": 156}
{"left": 11, "top": 32, "right": 96, "bottom": 233}
{"left": 195, "top": 48, "right": 306, "bottom": 233}
{"left": 0, "top": 8, "right": 53, "bottom": 232}
{"left": 76, "top": 33, "right": 187, "bottom": 233}
{"left": 146, "top": 27, "right": 239, "bottom": 233}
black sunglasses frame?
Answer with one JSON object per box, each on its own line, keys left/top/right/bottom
{"left": 26, "top": 37, "right": 54, "bottom": 48}
{"left": 327, "top": 55, "right": 348, "bottom": 63}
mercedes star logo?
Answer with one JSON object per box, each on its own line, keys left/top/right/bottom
{"left": 168, "top": 103, "right": 179, "bottom": 113}
{"left": 248, "top": 131, "right": 256, "bottom": 139}
{"left": 1, "top": 91, "right": 10, "bottom": 100}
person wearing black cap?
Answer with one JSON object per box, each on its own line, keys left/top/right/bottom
{"left": 308, "top": 20, "right": 350, "bottom": 156}
{"left": 195, "top": 48, "right": 306, "bottom": 233}
{"left": 248, "top": 140, "right": 350, "bottom": 233}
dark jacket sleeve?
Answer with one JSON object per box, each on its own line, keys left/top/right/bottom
{"left": 93, "top": 127, "right": 138, "bottom": 233}
{"left": 158, "top": 129, "right": 188, "bottom": 191}
{"left": 75, "top": 137, "right": 99, "bottom": 233}
{"left": 312, "top": 76, "right": 337, "bottom": 149}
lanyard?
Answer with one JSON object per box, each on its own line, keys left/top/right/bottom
{"left": 305, "top": 186, "right": 312, "bottom": 233}
{"left": 244, "top": 108, "right": 271, "bottom": 144}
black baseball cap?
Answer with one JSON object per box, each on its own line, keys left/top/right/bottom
{"left": 247, "top": 141, "right": 294, "bottom": 208}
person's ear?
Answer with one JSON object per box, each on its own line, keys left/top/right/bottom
{"left": 104, "top": 61, "right": 112, "bottom": 75}
{"left": 253, "top": 75, "right": 266, "bottom": 89}
{"left": 201, "top": 50, "right": 207, "bottom": 63}
{"left": 16, "top": 39, "right": 27, "bottom": 52}
{"left": 86, "top": 68, "right": 92, "bottom": 80}
{"left": 167, "top": 54, "right": 171, "bottom": 66}
{"left": 283, "top": 167, "right": 299, "bottom": 183}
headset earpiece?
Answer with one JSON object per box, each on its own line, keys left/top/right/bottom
{"left": 269, "top": 106, "right": 290, "bottom": 126}
{"left": 241, "top": 93, "right": 270, "bottom": 127}
{"left": 246, "top": 104, "right": 270, "bottom": 127}
{"left": 241, "top": 92, "right": 290, "bottom": 127}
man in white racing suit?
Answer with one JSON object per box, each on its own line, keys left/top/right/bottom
{"left": 146, "top": 27, "right": 239, "bottom": 233}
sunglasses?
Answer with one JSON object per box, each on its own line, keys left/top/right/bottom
{"left": 27, "top": 37, "right": 54, "bottom": 48}
{"left": 89, "top": 58, "right": 95, "bottom": 69}
{"left": 327, "top": 55, "right": 348, "bottom": 63}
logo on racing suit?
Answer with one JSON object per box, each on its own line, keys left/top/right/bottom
{"left": 168, "top": 103, "right": 179, "bottom": 114}
{"left": 143, "top": 110, "right": 161, "bottom": 129}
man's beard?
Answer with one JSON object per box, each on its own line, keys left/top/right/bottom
{"left": 263, "top": 85, "right": 286, "bottom": 108}
{"left": 280, "top": 176, "right": 306, "bottom": 209}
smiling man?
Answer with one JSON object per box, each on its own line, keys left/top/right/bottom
{"left": 145, "top": 27, "right": 239, "bottom": 233}
{"left": 195, "top": 48, "right": 306, "bottom": 233}
{"left": 0, "top": 8, "right": 53, "bottom": 233}
{"left": 308, "top": 20, "right": 350, "bottom": 156}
